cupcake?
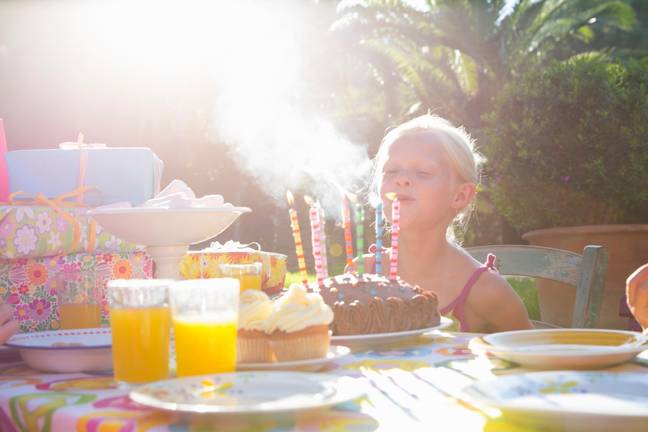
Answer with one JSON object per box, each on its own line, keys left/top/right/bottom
{"left": 265, "top": 284, "right": 334, "bottom": 361}
{"left": 237, "top": 290, "right": 274, "bottom": 363}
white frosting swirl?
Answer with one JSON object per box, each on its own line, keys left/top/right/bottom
{"left": 238, "top": 290, "right": 273, "bottom": 331}
{"left": 265, "top": 284, "right": 333, "bottom": 333}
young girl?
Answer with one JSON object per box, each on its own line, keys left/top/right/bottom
{"left": 355, "top": 114, "right": 532, "bottom": 333}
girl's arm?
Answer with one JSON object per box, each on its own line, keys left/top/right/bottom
{"left": 626, "top": 264, "right": 648, "bottom": 333}
{"left": 0, "top": 303, "right": 19, "bottom": 344}
{"left": 470, "top": 273, "right": 533, "bottom": 332}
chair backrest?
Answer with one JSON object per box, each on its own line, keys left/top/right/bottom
{"left": 466, "top": 245, "right": 608, "bottom": 328}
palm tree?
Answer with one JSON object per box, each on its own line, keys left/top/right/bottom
{"left": 589, "top": 0, "right": 648, "bottom": 56}
{"left": 333, "top": 0, "right": 637, "bottom": 126}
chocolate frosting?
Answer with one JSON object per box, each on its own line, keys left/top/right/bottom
{"left": 317, "top": 273, "right": 440, "bottom": 335}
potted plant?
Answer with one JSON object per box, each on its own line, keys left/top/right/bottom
{"left": 482, "top": 55, "right": 648, "bottom": 329}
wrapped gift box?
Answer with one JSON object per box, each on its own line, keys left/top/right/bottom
{"left": 0, "top": 205, "right": 138, "bottom": 259}
{"left": 180, "top": 242, "right": 287, "bottom": 295}
{"left": 0, "top": 251, "right": 153, "bottom": 332}
{"left": 6, "top": 147, "right": 163, "bottom": 206}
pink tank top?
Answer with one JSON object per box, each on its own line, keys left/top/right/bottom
{"left": 365, "top": 247, "right": 498, "bottom": 332}
{"left": 439, "top": 253, "right": 497, "bottom": 332}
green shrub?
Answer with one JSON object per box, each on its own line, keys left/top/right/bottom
{"left": 482, "top": 55, "right": 648, "bottom": 233}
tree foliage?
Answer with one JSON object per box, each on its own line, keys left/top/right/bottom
{"left": 333, "top": 0, "right": 637, "bottom": 126}
{"left": 482, "top": 56, "right": 648, "bottom": 232}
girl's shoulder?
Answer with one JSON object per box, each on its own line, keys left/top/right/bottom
{"left": 453, "top": 248, "right": 513, "bottom": 300}
{"left": 463, "top": 263, "right": 524, "bottom": 322}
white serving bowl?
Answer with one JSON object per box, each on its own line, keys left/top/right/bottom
{"left": 88, "top": 206, "right": 250, "bottom": 247}
{"left": 6, "top": 328, "right": 112, "bottom": 373}
{"left": 88, "top": 206, "right": 251, "bottom": 278}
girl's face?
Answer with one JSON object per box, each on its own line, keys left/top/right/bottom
{"left": 379, "top": 135, "right": 473, "bottom": 230}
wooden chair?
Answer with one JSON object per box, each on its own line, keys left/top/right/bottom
{"left": 466, "top": 245, "right": 608, "bottom": 328}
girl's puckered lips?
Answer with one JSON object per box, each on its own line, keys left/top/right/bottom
{"left": 397, "top": 195, "right": 415, "bottom": 201}
{"left": 385, "top": 193, "right": 415, "bottom": 201}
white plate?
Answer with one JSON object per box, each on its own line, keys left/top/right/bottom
{"left": 463, "top": 371, "right": 648, "bottom": 431}
{"left": 237, "top": 345, "right": 350, "bottom": 372}
{"left": 331, "top": 316, "right": 453, "bottom": 347}
{"left": 472, "top": 329, "right": 647, "bottom": 369}
{"left": 5, "top": 328, "right": 112, "bottom": 372}
{"left": 130, "top": 371, "right": 364, "bottom": 416}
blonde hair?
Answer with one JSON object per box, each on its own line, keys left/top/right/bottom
{"left": 371, "top": 114, "right": 484, "bottom": 242}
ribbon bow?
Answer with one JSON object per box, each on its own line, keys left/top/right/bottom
{"left": 4, "top": 186, "right": 100, "bottom": 253}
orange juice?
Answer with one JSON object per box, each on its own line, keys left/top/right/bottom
{"left": 110, "top": 307, "right": 170, "bottom": 383}
{"left": 238, "top": 274, "right": 262, "bottom": 291}
{"left": 59, "top": 303, "right": 102, "bottom": 329}
{"left": 173, "top": 317, "right": 237, "bottom": 377}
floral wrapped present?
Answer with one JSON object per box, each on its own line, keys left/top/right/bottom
{"left": 0, "top": 204, "right": 138, "bottom": 259}
{"left": 180, "top": 241, "right": 287, "bottom": 295}
{"left": 0, "top": 251, "right": 152, "bottom": 332}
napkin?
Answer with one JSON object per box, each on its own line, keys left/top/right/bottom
{"left": 95, "top": 180, "right": 233, "bottom": 210}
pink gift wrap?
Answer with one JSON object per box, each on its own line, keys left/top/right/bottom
{"left": 0, "top": 251, "right": 153, "bottom": 332}
{"left": 0, "top": 119, "right": 7, "bottom": 202}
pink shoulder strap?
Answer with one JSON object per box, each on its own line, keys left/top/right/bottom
{"left": 440, "top": 254, "right": 497, "bottom": 332}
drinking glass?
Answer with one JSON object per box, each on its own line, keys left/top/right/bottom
{"left": 219, "top": 262, "right": 262, "bottom": 292}
{"left": 169, "top": 278, "right": 239, "bottom": 377}
{"left": 107, "top": 279, "right": 172, "bottom": 385}
{"left": 57, "top": 270, "right": 102, "bottom": 329}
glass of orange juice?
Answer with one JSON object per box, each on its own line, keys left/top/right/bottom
{"left": 219, "top": 263, "right": 262, "bottom": 292}
{"left": 169, "top": 278, "right": 239, "bottom": 377}
{"left": 107, "top": 279, "right": 172, "bottom": 385}
{"left": 57, "top": 270, "right": 102, "bottom": 329}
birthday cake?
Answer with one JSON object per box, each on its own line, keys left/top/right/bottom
{"left": 318, "top": 273, "right": 440, "bottom": 335}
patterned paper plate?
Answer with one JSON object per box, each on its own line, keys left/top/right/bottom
{"left": 237, "top": 345, "right": 350, "bottom": 372}
{"left": 471, "top": 329, "right": 647, "bottom": 369}
{"left": 331, "top": 316, "right": 453, "bottom": 347}
{"left": 5, "top": 328, "right": 112, "bottom": 373}
{"left": 130, "top": 371, "right": 364, "bottom": 415}
{"left": 463, "top": 371, "right": 648, "bottom": 431}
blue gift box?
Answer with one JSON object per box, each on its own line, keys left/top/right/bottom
{"left": 6, "top": 147, "right": 163, "bottom": 206}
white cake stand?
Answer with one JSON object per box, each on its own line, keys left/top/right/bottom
{"left": 88, "top": 207, "right": 251, "bottom": 279}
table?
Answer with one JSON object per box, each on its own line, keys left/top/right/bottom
{"left": 0, "top": 332, "right": 646, "bottom": 431}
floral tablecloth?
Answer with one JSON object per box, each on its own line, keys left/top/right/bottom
{"left": 0, "top": 332, "right": 646, "bottom": 432}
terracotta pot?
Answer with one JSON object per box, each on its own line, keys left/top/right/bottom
{"left": 522, "top": 225, "right": 648, "bottom": 329}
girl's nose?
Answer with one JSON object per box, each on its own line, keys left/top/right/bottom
{"left": 395, "top": 172, "right": 412, "bottom": 187}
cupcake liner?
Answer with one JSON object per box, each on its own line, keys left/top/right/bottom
{"left": 237, "top": 329, "right": 274, "bottom": 363}
{"left": 270, "top": 325, "right": 331, "bottom": 362}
